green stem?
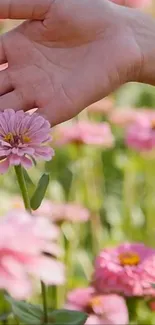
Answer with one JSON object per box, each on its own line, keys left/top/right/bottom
{"left": 144, "top": 158, "right": 155, "bottom": 247}
{"left": 41, "top": 282, "right": 48, "bottom": 324}
{"left": 14, "top": 165, "right": 31, "bottom": 212}
{"left": 14, "top": 165, "right": 48, "bottom": 324}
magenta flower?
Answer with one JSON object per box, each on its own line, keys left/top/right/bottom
{"left": 94, "top": 243, "right": 155, "bottom": 297}
{"left": 126, "top": 112, "right": 155, "bottom": 151}
{"left": 36, "top": 200, "right": 90, "bottom": 223}
{"left": 55, "top": 121, "right": 114, "bottom": 147}
{"left": 0, "top": 211, "right": 65, "bottom": 299}
{"left": 0, "top": 109, "right": 54, "bottom": 173}
{"left": 65, "top": 287, "right": 129, "bottom": 324}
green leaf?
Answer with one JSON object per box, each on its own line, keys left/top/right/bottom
{"left": 48, "top": 309, "right": 88, "bottom": 325}
{"left": 6, "top": 296, "right": 43, "bottom": 324}
{"left": 23, "top": 168, "right": 34, "bottom": 187}
{"left": 30, "top": 173, "right": 50, "bottom": 210}
{"left": 151, "top": 283, "right": 155, "bottom": 288}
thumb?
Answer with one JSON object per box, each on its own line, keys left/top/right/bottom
{"left": 110, "top": 0, "right": 151, "bottom": 8}
{"left": 0, "top": 0, "right": 51, "bottom": 19}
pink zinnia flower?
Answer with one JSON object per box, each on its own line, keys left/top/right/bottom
{"left": 0, "top": 109, "right": 54, "bottom": 173}
{"left": 86, "top": 98, "right": 114, "bottom": 115}
{"left": 36, "top": 200, "right": 90, "bottom": 223}
{"left": 109, "top": 108, "right": 138, "bottom": 127}
{"left": 56, "top": 121, "right": 114, "bottom": 147}
{"left": 94, "top": 243, "right": 155, "bottom": 297}
{"left": 126, "top": 112, "right": 155, "bottom": 151}
{"left": 10, "top": 198, "right": 90, "bottom": 224}
{"left": 0, "top": 211, "right": 65, "bottom": 299}
{"left": 65, "top": 287, "right": 129, "bottom": 324}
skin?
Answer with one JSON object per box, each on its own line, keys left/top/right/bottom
{"left": 0, "top": 0, "right": 154, "bottom": 125}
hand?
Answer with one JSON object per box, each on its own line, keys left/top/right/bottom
{"left": 0, "top": 0, "right": 153, "bottom": 125}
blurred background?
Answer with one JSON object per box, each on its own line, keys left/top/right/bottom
{"left": 1, "top": 1, "right": 155, "bottom": 324}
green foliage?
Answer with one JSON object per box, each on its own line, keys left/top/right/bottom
{"left": 6, "top": 297, "right": 87, "bottom": 325}
{"left": 31, "top": 173, "right": 50, "bottom": 210}
{"left": 48, "top": 309, "right": 88, "bottom": 325}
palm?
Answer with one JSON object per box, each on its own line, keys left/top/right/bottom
{"left": 0, "top": 0, "right": 141, "bottom": 124}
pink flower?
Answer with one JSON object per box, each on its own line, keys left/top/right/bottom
{"left": 65, "top": 287, "right": 129, "bottom": 324}
{"left": 10, "top": 198, "right": 90, "bottom": 223}
{"left": 56, "top": 121, "right": 114, "bottom": 147}
{"left": 86, "top": 98, "right": 114, "bottom": 115}
{"left": 109, "top": 108, "right": 138, "bottom": 127}
{"left": 111, "top": 0, "right": 151, "bottom": 7}
{"left": 94, "top": 243, "right": 155, "bottom": 297}
{"left": 36, "top": 200, "right": 90, "bottom": 223}
{"left": 0, "top": 109, "right": 54, "bottom": 173}
{"left": 126, "top": 112, "right": 155, "bottom": 151}
{"left": 0, "top": 211, "right": 65, "bottom": 299}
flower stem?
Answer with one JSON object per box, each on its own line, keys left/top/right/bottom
{"left": 14, "top": 165, "right": 31, "bottom": 212}
{"left": 14, "top": 164, "right": 48, "bottom": 324}
{"left": 41, "top": 281, "right": 48, "bottom": 324}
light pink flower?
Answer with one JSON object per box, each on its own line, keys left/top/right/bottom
{"left": 56, "top": 121, "right": 114, "bottom": 147}
{"left": 0, "top": 211, "right": 65, "bottom": 299}
{"left": 10, "top": 198, "right": 90, "bottom": 223}
{"left": 109, "top": 108, "right": 138, "bottom": 127}
{"left": 65, "top": 287, "right": 129, "bottom": 325}
{"left": 0, "top": 109, "right": 54, "bottom": 173}
{"left": 36, "top": 200, "right": 90, "bottom": 223}
{"left": 111, "top": 0, "right": 151, "bottom": 7}
{"left": 126, "top": 112, "right": 155, "bottom": 151}
{"left": 86, "top": 98, "right": 114, "bottom": 115}
{"left": 94, "top": 243, "right": 155, "bottom": 297}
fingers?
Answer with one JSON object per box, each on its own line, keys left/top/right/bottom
{"left": 0, "top": 89, "right": 34, "bottom": 111}
{"left": 0, "top": 0, "right": 51, "bottom": 20}
{"left": 0, "top": 37, "right": 7, "bottom": 64}
{"left": 0, "top": 69, "right": 13, "bottom": 95}
{"left": 110, "top": 0, "right": 149, "bottom": 8}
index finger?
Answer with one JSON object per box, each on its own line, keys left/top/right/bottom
{"left": 0, "top": 0, "right": 52, "bottom": 20}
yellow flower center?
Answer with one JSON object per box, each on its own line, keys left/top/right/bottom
{"left": 22, "top": 136, "right": 31, "bottom": 143}
{"left": 13, "top": 202, "right": 23, "bottom": 209}
{"left": 89, "top": 296, "right": 102, "bottom": 308}
{"left": 119, "top": 252, "right": 140, "bottom": 266}
{"left": 4, "top": 133, "right": 14, "bottom": 142}
{"left": 151, "top": 120, "right": 155, "bottom": 130}
{"left": 3, "top": 133, "right": 31, "bottom": 145}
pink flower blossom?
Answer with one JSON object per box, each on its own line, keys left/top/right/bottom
{"left": 0, "top": 109, "right": 54, "bottom": 173}
{"left": 56, "top": 121, "right": 114, "bottom": 147}
{"left": 10, "top": 198, "right": 90, "bottom": 223}
{"left": 86, "top": 98, "right": 114, "bottom": 115}
{"left": 65, "top": 287, "right": 129, "bottom": 324}
{"left": 0, "top": 211, "right": 65, "bottom": 299}
{"left": 109, "top": 108, "right": 138, "bottom": 127}
{"left": 111, "top": 0, "right": 151, "bottom": 7}
{"left": 94, "top": 243, "right": 155, "bottom": 297}
{"left": 36, "top": 200, "right": 90, "bottom": 223}
{"left": 126, "top": 112, "right": 155, "bottom": 151}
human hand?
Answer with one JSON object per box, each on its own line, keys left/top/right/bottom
{"left": 0, "top": 0, "right": 153, "bottom": 125}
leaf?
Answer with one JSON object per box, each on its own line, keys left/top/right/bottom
{"left": 48, "top": 309, "right": 88, "bottom": 325}
{"left": 151, "top": 283, "right": 155, "bottom": 288}
{"left": 23, "top": 168, "right": 34, "bottom": 187}
{"left": 31, "top": 173, "right": 50, "bottom": 210}
{"left": 6, "top": 296, "right": 43, "bottom": 324}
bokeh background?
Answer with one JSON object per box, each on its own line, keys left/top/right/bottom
{"left": 1, "top": 1, "right": 155, "bottom": 324}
